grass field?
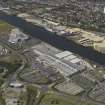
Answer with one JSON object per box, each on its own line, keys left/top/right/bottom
{"left": 26, "top": 85, "right": 38, "bottom": 105}
{"left": 0, "top": 54, "right": 22, "bottom": 78}
{"left": 38, "top": 92, "right": 96, "bottom": 105}
{"left": 0, "top": 79, "right": 5, "bottom": 105}
{"left": 39, "top": 94, "right": 76, "bottom": 105}
{"left": 0, "top": 53, "right": 22, "bottom": 63}
{"left": 0, "top": 20, "right": 13, "bottom": 33}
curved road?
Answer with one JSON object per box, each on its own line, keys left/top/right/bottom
{"left": 0, "top": 11, "right": 105, "bottom": 65}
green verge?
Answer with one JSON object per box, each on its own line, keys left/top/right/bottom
{"left": 26, "top": 85, "right": 38, "bottom": 105}
{"left": 0, "top": 61, "right": 21, "bottom": 78}
{"left": 38, "top": 92, "right": 97, "bottom": 105}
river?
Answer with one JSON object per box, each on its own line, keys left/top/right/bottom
{"left": 0, "top": 11, "right": 105, "bottom": 65}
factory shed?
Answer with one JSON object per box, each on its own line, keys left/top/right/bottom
{"left": 64, "top": 54, "right": 76, "bottom": 60}
{"left": 70, "top": 58, "right": 82, "bottom": 64}
{"left": 55, "top": 51, "right": 72, "bottom": 59}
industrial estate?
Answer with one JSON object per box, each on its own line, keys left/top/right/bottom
{"left": 0, "top": 0, "right": 105, "bottom": 105}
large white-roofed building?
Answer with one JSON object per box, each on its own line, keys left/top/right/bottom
{"left": 64, "top": 54, "right": 76, "bottom": 61}
{"left": 55, "top": 51, "right": 72, "bottom": 59}
{"left": 70, "top": 58, "right": 82, "bottom": 64}
{"left": 34, "top": 50, "right": 85, "bottom": 77}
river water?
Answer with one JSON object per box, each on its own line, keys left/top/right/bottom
{"left": 0, "top": 11, "right": 105, "bottom": 65}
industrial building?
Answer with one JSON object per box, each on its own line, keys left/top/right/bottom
{"left": 64, "top": 55, "right": 76, "bottom": 61}
{"left": 55, "top": 51, "right": 84, "bottom": 65}
{"left": 55, "top": 51, "right": 72, "bottom": 59}
{"left": 55, "top": 81, "right": 84, "bottom": 95}
{"left": 32, "top": 43, "right": 87, "bottom": 78}
{"left": 33, "top": 49, "right": 85, "bottom": 77}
